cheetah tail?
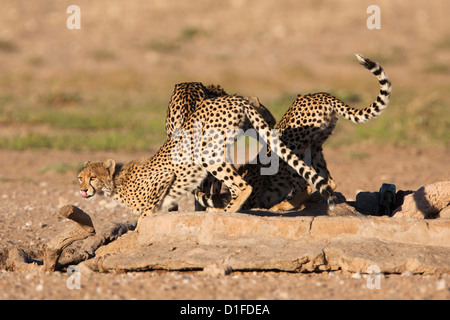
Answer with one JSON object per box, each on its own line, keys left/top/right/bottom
{"left": 243, "top": 103, "right": 337, "bottom": 208}
{"left": 335, "top": 54, "right": 392, "bottom": 124}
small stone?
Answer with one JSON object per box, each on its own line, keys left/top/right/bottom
{"left": 35, "top": 282, "right": 44, "bottom": 292}
{"left": 401, "top": 270, "right": 413, "bottom": 277}
{"left": 436, "top": 279, "right": 447, "bottom": 291}
{"left": 202, "top": 263, "right": 232, "bottom": 276}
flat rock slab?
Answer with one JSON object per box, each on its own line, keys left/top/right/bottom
{"left": 138, "top": 211, "right": 450, "bottom": 247}
{"left": 84, "top": 212, "right": 450, "bottom": 275}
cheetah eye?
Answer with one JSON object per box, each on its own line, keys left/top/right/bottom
{"left": 90, "top": 176, "right": 96, "bottom": 181}
{"left": 78, "top": 177, "right": 82, "bottom": 181}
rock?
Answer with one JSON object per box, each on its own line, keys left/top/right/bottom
{"left": 310, "top": 216, "right": 363, "bottom": 240}
{"left": 393, "top": 181, "right": 450, "bottom": 219}
{"left": 137, "top": 212, "right": 314, "bottom": 245}
{"left": 43, "top": 205, "right": 96, "bottom": 271}
{"left": 6, "top": 247, "right": 40, "bottom": 272}
{"left": 323, "top": 239, "right": 450, "bottom": 274}
{"left": 81, "top": 212, "right": 450, "bottom": 275}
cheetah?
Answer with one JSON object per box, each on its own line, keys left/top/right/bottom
{"left": 194, "top": 54, "right": 392, "bottom": 212}
{"left": 165, "top": 82, "right": 229, "bottom": 211}
{"left": 165, "top": 82, "right": 277, "bottom": 210}
{"left": 78, "top": 95, "right": 337, "bottom": 229}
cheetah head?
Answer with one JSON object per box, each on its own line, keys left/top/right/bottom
{"left": 78, "top": 159, "right": 116, "bottom": 199}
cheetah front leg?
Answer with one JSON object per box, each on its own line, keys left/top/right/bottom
{"left": 136, "top": 171, "right": 175, "bottom": 232}
{"left": 205, "top": 163, "right": 252, "bottom": 213}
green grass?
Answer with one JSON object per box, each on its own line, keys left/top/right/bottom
{"left": 346, "top": 151, "right": 369, "bottom": 160}
{"left": 0, "top": 93, "right": 167, "bottom": 151}
{"left": 267, "top": 92, "right": 297, "bottom": 121}
{"left": 142, "top": 25, "right": 209, "bottom": 53}
{"left": 143, "top": 39, "right": 180, "bottom": 53}
{"left": 39, "top": 162, "right": 84, "bottom": 174}
{"left": 0, "top": 39, "right": 17, "bottom": 53}
{"left": 434, "top": 34, "right": 450, "bottom": 50}
{"left": 0, "top": 85, "right": 448, "bottom": 152}
{"left": 0, "top": 129, "right": 164, "bottom": 151}
{"left": 91, "top": 49, "right": 117, "bottom": 61}
{"left": 423, "top": 62, "right": 449, "bottom": 74}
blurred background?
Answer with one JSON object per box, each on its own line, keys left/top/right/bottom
{"left": 0, "top": 0, "right": 448, "bottom": 151}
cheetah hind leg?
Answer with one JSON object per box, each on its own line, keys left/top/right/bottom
{"left": 269, "top": 185, "right": 312, "bottom": 212}
{"left": 206, "top": 163, "right": 252, "bottom": 213}
{"left": 224, "top": 183, "right": 252, "bottom": 212}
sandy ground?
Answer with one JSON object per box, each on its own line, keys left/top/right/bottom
{"left": 0, "top": 0, "right": 449, "bottom": 302}
{"left": 1, "top": 270, "right": 450, "bottom": 301}
{"left": 0, "top": 146, "right": 449, "bottom": 300}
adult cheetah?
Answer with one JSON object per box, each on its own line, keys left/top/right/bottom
{"left": 195, "top": 54, "right": 392, "bottom": 211}
{"left": 165, "top": 82, "right": 277, "bottom": 210}
{"left": 78, "top": 95, "right": 336, "bottom": 229}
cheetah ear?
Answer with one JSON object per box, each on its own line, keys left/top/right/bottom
{"left": 103, "top": 159, "right": 116, "bottom": 177}
{"left": 83, "top": 161, "right": 91, "bottom": 167}
{"left": 247, "top": 96, "right": 260, "bottom": 107}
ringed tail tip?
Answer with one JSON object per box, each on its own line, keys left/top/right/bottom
{"left": 355, "top": 53, "right": 365, "bottom": 61}
{"left": 355, "top": 53, "right": 377, "bottom": 70}
{"left": 327, "top": 194, "right": 337, "bottom": 210}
